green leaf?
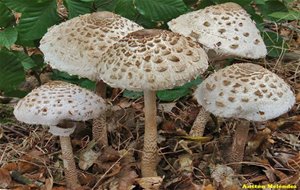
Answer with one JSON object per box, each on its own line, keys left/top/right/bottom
{"left": 134, "top": 0, "right": 188, "bottom": 21}
{"left": 3, "top": 89, "right": 27, "bottom": 98}
{"left": 135, "top": 14, "right": 160, "bottom": 28}
{"left": 254, "top": 0, "right": 266, "bottom": 5}
{"left": 0, "top": 50, "right": 25, "bottom": 94}
{"left": 157, "top": 77, "right": 202, "bottom": 101}
{"left": 2, "top": 0, "right": 31, "bottom": 12}
{"left": 115, "top": 0, "right": 138, "bottom": 20}
{"left": 31, "top": 54, "right": 46, "bottom": 70}
{"left": 0, "top": 27, "right": 18, "bottom": 49}
{"left": 79, "top": 80, "right": 96, "bottom": 90}
{"left": 4, "top": 0, "right": 61, "bottom": 40}
{"left": 94, "top": 0, "right": 118, "bottom": 11}
{"left": 51, "top": 70, "right": 94, "bottom": 90}
{"left": 268, "top": 10, "right": 300, "bottom": 21}
{"left": 64, "top": 0, "right": 92, "bottom": 19}
{"left": 13, "top": 51, "right": 37, "bottom": 71}
{"left": 80, "top": 0, "right": 94, "bottom": 2}
{"left": 0, "top": 2, "right": 14, "bottom": 27}
{"left": 198, "top": 0, "right": 216, "bottom": 9}
{"left": 262, "top": 31, "right": 288, "bottom": 58}
{"left": 257, "top": 0, "right": 288, "bottom": 18}
{"left": 123, "top": 90, "right": 143, "bottom": 99}
{"left": 157, "top": 87, "right": 191, "bottom": 101}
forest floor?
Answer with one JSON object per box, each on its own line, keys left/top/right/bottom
{"left": 0, "top": 15, "right": 300, "bottom": 190}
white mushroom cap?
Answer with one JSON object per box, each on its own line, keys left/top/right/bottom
{"left": 168, "top": 3, "right": 267, "bottom": 59}
{"left": 39, "top": 11, "right": 143, "bottom": 81}
{"left": 14, "top": 81, "right": 106, "bottom": 126}
{"left": 194, "top": 63, "right": 295, "bottom": 121}
{"left": 97, "top": 29, "right": 208, "bottom": 91}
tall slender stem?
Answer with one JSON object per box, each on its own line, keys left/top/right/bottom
{"left": 228, "top": 120, "right": 250, "bottom": 172}
{"left": 59, "top": 136, "right": 81, "bottom": 189}
{"left": 92, "top": 80, "right": 108, "bottom": 146}
{"left": 141, "top": 90, "right": 158, "bottom": 177}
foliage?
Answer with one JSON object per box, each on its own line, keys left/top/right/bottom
{"left": 123, "top": 77, "right": 202, "bottom": 101}
{"left": 0, "top": 0, "right": 297, "bottom": 99}
{"left": 0, "top": 50, "right": 25, "bottom": 96}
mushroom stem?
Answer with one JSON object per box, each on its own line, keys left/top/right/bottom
{"left": 189, "top": 107, "right": 210, "bottom": 136}
{"left": 141, "top": 90, "right": 158, "bottom": 177}
{"left": 59, "top": 136, "right": 81, "bottom": 189}
{"left": 92, "top": 80, "right": 108, "bottom": 146}
{"left": 92, "top": 114, "right": 108, "bottom": 146}
{"left": 228, "top": 120, "right": 250, "bottom": 172}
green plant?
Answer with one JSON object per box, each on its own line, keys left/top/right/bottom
{"left": 0, "top": 0, "right": 297, "bottom": 98}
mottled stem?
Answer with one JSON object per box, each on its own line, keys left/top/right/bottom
{"left": 92, "top": 80, "right": 108, "bottom": 146}
{"left": 228, "top": 120, "right": 250, "bottom": 172}
{"left": 92, "top": 114, "right": 108, "bottom": 146}
{"left": 59, "top": 136, "right": 81, "bottom": 189}
{"left": 189, "top": 107, "right": 210, "bottom": 137}
{"left": 141, "top": 90, "right": 158, "bottom": 177}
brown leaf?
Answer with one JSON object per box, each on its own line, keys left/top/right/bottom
{"left": 273, "top": 169, "right": 288, "bottom": 181}
{"left": 117, "top": 169, "right": 138, "bottom": 190}
{"left": 42, "top": 178, "right": 53, "bottom": 190}
{"left": 246, "top": 128, "right": 271, "bottom": 153}
{"left": 78, "top": 172, "right": 97, "bottom": 187}
{"left": 136, "top": 177, "right": 163, "bottom": 190}
{"left": 263, "top": 168, "right": 276, "bottom": 183}
{"left": 178, "top": 154, "right": 193, "bottom": 173}
{"left": 202, "top": 184, "right": 215, "bottom": 190}
{"left": 211, "top": 165, "right": 239, "bottom": 189}
{"left": 287, "top": 153, "right": 300, "bottom": 171}
{"left": 296, "top": 92, "right": 300, "bottom": 103}
{"left": 0, "top": 168, "right": 12, "bottom": 188}
{"left": 52, "top": 187, "right": 67, "bottom": 190}
{"left": 2, "top": 162, "right": 18, "bottom": 171}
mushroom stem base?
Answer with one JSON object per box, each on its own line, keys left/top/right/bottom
{"left": 141, "top": 90, "right": 158, "bottom": 177}
{"left": 59, "top": 136, "right": 81, "bottom": 189}
{"left": 228, "top": 120, "right": 250, "bottom": 172}
{"left": 189, "top": 107, "right": 210, "bottom": 136}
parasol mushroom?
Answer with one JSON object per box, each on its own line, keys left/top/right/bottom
{"left": 97, "top": 29, "right": 208, "bottom": 177}
{"left": 14, "top": 81, "right": 106, "bottom": 189}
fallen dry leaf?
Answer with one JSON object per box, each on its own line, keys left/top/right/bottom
{"left": 287, "top": 153, "right": 300, "bottom": 171}
{"left": 42, "top": 178, "right": 53, "bottom": 190}
{"left": 0, "top": 168, "right": 12, "bottom": 188}
{"left": 296, "top": 92, "right": 300, "bottom": 102}
{"left": 178, "top": 154, "right": 193, "bottom": 173}
{"left": 136, "top": 177, "right": 163, "bottom": 190}
{"left": 79, "top": 140, "right": 100, "bottom": 170}
{"left": 210, "top": 164, "right": 240, "bottom": 189}
{"left": 202, "top": 184, "right": 215, "bottom": 190}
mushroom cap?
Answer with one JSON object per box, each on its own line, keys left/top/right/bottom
{"left": 39, "top": 11, "right": 143, "bottom": 81}
{"left": 168, "top": 3, "right": 267, "bottom": 59}
{"left": 97, "top": 29, "right": 208, "bottom": 91}
{"left": 194, "top": 63, "right": 295, "bottom": 121}
{"left": 14, "top": 81, "right": 106, "bottom": 126}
